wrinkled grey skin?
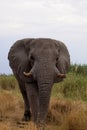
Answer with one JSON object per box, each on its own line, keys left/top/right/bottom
{"left": 8, "top": 38, "right": 70, "bottom": 130}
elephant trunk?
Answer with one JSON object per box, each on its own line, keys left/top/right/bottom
{"left": 35, "top": 63, "right": 54, "bottom": 127}
{"left": 38, "top": 82, "right": 52, "bottom": 115}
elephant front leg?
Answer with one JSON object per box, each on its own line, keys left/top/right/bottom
{"left": 22, "top": 100, "right": 31, "bottom": 121}
{"left": 18, "top": 81, "right": 31, "bottom": 121}
{"left": 25, "top": 83, "right": 39, "bottom": 122}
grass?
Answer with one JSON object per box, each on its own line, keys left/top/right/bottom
{"left": 52, "top": 73, "right": 87, "bottom": 100}
{"left": 0, "top": 64, "right": 87, "bottom": 130}
{"left": 0, "top": 74, "right": 18, "bottom": 90}
{"left": 0, "top": 91, "right": 87, "bottom": 130}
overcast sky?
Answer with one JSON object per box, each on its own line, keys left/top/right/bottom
{"left": 0, "top": 0, "right": 87, "bottom": 74}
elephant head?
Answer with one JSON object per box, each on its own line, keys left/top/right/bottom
{"left": 8, "top": 38, "right": 70, "bottom": 130}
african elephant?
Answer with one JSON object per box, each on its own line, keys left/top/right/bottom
{"left": 8, "top": 38, "right": 70, "bottom": 130}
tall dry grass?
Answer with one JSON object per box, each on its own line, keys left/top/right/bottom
{"left": 0, "top": 90, "right": 87, "bottom": 130}
{"left": 48, "top": 99, "right": 87, "bottom": 130}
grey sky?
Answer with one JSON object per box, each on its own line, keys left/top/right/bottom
{"left": 0, "top": 0, "right": 87, "bottom": 74}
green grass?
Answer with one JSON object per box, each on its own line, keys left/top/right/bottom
{"left": 69, "top": 64, "right": 87, "bottom": 76}
{"left": 52, "top": 72, "right": 87, "bottom": 100}
{"left": 0, "top": 64, "right": 87, "bottom": 101}
{"left": 0, "top": 74, "right": 18, "bottom": 90}
{"left": 52, "top": 64, "right": 87, "bottom": 100}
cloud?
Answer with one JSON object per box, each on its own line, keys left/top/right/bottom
{"left": 0, "top": 0, "right": 87, "bottom": 40}
{"left": 0, "top": 1, "right": 87, "bottom": 26}
{"left": 0, "top": 0, "right": 87, "bottom": 73}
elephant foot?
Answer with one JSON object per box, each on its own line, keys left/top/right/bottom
{"left": 37, "top": 125, "right": 45, "bottom": 130}
{"left": 36, "top": 121, "right": 45, "bottom": 130}
{"left": 22, "top": 110, "right": 31, "bottom": 121}
{"left": 37, "top": 126, "right": 45, "bottom": 130}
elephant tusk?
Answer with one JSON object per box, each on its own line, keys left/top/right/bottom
{"left": 23, "top": 71, "right": 32, "bottom": 77}
{"left": 57, "top": 74, "right": 66, "bottom": 78}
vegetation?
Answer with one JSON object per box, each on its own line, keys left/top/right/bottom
{"left": 0, "top": 64, "right": 87, "bottom": 130}
{"left": 0, "top": 64, "right": 87, "bottom": 100}
{"left": 53, "top": 72, "right": 87, "bottom": 100}
{"left": 0, "top": 74, "right": 18, "bottom": 90}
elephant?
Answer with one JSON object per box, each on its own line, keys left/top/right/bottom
{"left": 8, "top": 38, "right": 70, "bottom": 130}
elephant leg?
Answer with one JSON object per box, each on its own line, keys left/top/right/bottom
{"left": 25, "top": 83, "right": 39, "bottom": 122}
{"left": 18, "top": 81, "right": 31, "bottom": 121}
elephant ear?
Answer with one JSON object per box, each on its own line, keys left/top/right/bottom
{"left": 55, "top": 41, "right": 70, "bottom": 74}
{"left": 8, "top": 39, "right": 34, "bottom": 82}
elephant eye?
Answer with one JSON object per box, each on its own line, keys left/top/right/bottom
{"left": 30, "top": 55, "right": 34, "bottom": 60}
{"left": 56, "top": 57, "right": 58, "bottom": 62}
{"left": 30, "top": 55, "right": 35, "bottom": 67}
{"left": 56, "top": 57, "right": 59, "bottom": 67}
